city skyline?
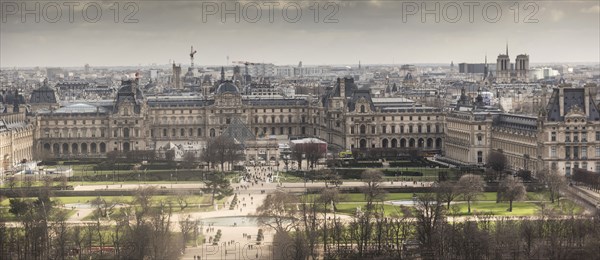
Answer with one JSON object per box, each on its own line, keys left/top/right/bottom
{"left": 1, "top": 1, "right": 599, "bottom": 67}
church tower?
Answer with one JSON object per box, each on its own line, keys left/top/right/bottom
{"left": 496, "top": 43, "right": 511, "bottom": 83}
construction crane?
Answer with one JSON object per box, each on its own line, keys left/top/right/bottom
{"left": 189, "top": 46, "right": 197, "bottom": 67}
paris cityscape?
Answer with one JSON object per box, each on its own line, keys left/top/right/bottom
{"left": 1, "top": 1, "right": 600, "bottom": 259}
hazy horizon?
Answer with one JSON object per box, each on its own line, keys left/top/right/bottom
{"left": 2, "top": 1, "right": 599, "bottom": 67}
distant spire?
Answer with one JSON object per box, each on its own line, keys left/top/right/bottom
{"left": 506, "top": 42, "right": 509, "bottom": 56}
{"left": 220, "top": 67, "right": 225, "bottom": 82}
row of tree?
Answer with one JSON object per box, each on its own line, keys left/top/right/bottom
{"left": 258, "top": 169, "right": 591, "bottom": 260}
{"left": 1, "top": 186, "right": 200, "bottom": 260}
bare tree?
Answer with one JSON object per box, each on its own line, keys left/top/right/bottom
{"left": 498, "top": 176, "right": 527, "bottom": 212}
{"left": 456, "top": 174, "right": 485, "bottom": 214}
{"left": 175, "top": 191, "right": 191, "bottom": 211}
{"left": 356, "top": 169, "right": 386, "bottom": 256}
{"left": 437, "top": 181, "right": 459, "bottom": 210}
{"left": 360, "top": 169, "right": 387, "bottom": 212}
{"left": 304, "top": 139, "right": 325, "bottom": 170}
{"left": 256, "top": 190, "right": 299, "bottom": 233}
{"left": 318, "top": 188, "right": 342, "bottom": 257}
{"left": 414, "top": 192, "right": 446, "bottom": 255}
{"left": 179, "top": 214, "right": 199, "bottom": 253}
{"left": 536, "top": 167, "right": 567, "bottom": 204}
{"left": 291, "top": 144, "right": 304, "bottom": 170}
{"left": 90, "top": 197, "right": 119, "bottom": 218}
{"left": 204, "top": 136, "right": 243, "bottom": 171}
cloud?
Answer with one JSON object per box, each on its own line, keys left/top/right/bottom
{"left": 580, "top": 5, "right": 600, "bottom": 14}
{"left": 550, "top": 10, "right": 565, "bottom": 22}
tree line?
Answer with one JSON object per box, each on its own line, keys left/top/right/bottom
{"left": 257, "top": 169, "right": 598, "bottom": 260}
{"left": 0, "top": 186, "right": 200, "bottom": 260}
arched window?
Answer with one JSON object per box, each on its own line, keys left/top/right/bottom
{"left": 360, "top": 105, "right": 365, "bottom": 113}
{"left": 360, "top": 125, "right": 366, "bottom": 134}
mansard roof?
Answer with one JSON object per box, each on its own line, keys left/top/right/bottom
{"left": 546, "top": 86, "right": 600, "bottom": 122}
{"left": 30, "top": 84, "right": 58, "bottom": 104}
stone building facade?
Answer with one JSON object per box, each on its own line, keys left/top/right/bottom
{"left": 0, "top": 112, "right": 34, "bottom": 173}
{"left": 446, "top": 84, "right": 600, "bottom": 175}
{"left": 30, "top": 77, "right": 445, "bottom": 161}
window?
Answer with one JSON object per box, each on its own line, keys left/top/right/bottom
{"left": 566, "top": 164, "right": 571, "bottom": 176}
{"left": 382, "top": 126, "right": 387, "bottom": 134}
{"left": 551, "top": 132, "right": 556, "bottom": 141}
{"left": 565, "top": 132, "right": 571, "bottom": 142}
{"left": 573, "top": 147, "right": 579, "bottom": 159}
{"left": 391, "top": 126, "right": 396, "bottom": 133}
{"left": 582, "top": 162, "right": 588, "bottom": 171}
{"left": 478, "top": 125, "right": 482, "bottom": 130}
{"left": 574, "top": 133, "right": 579, "bottom": 142}
{"left": 596, "top": 146, "right": 600, "bottom": 157}
{"left": 596, "top": 162, "right": 600, "bottom": 173}
{"left": 551, "top": 146, "right": 556, "bottom": 158}
{"left": 371, "top": 126, "right": 376, "bottom": 134}
{"left": 565, "top": 146, "right": 571, "bottom": 158}
{"left": 582, "top": 146, "right": 587, "bottom": 159}
{"left": 582, "top": 132, "right": 587, "bottom": 142}
{"left": 596, "top": 131, "right": 600, "bottom": 141}
{"left": 477, "top": 151, "right": 483, "bottom": 163}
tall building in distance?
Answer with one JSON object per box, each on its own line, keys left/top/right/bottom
{"left": 515, "top": 54, "right": 530, "bottom": 82}
{"left": 495, "top": 44, "right": 530, "bottom": 83}
{"left": 496, "top": 44, "right": 512, "bottom": 83}
{"left": 171, "top": 63, "right": 182, "bottom": 89}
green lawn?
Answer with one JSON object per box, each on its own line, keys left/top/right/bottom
{"left": 305, "top": 192, "right": 550, "bottom": 203}
{"left": 301, "top": 191, "right": 581, "bottom": 217}
{"left": 335, "top": 203, "right": 408, "bottom": 217}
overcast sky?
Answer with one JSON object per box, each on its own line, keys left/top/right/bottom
{"left": 1, "top": 0, "right": 599, "bottom": 67}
